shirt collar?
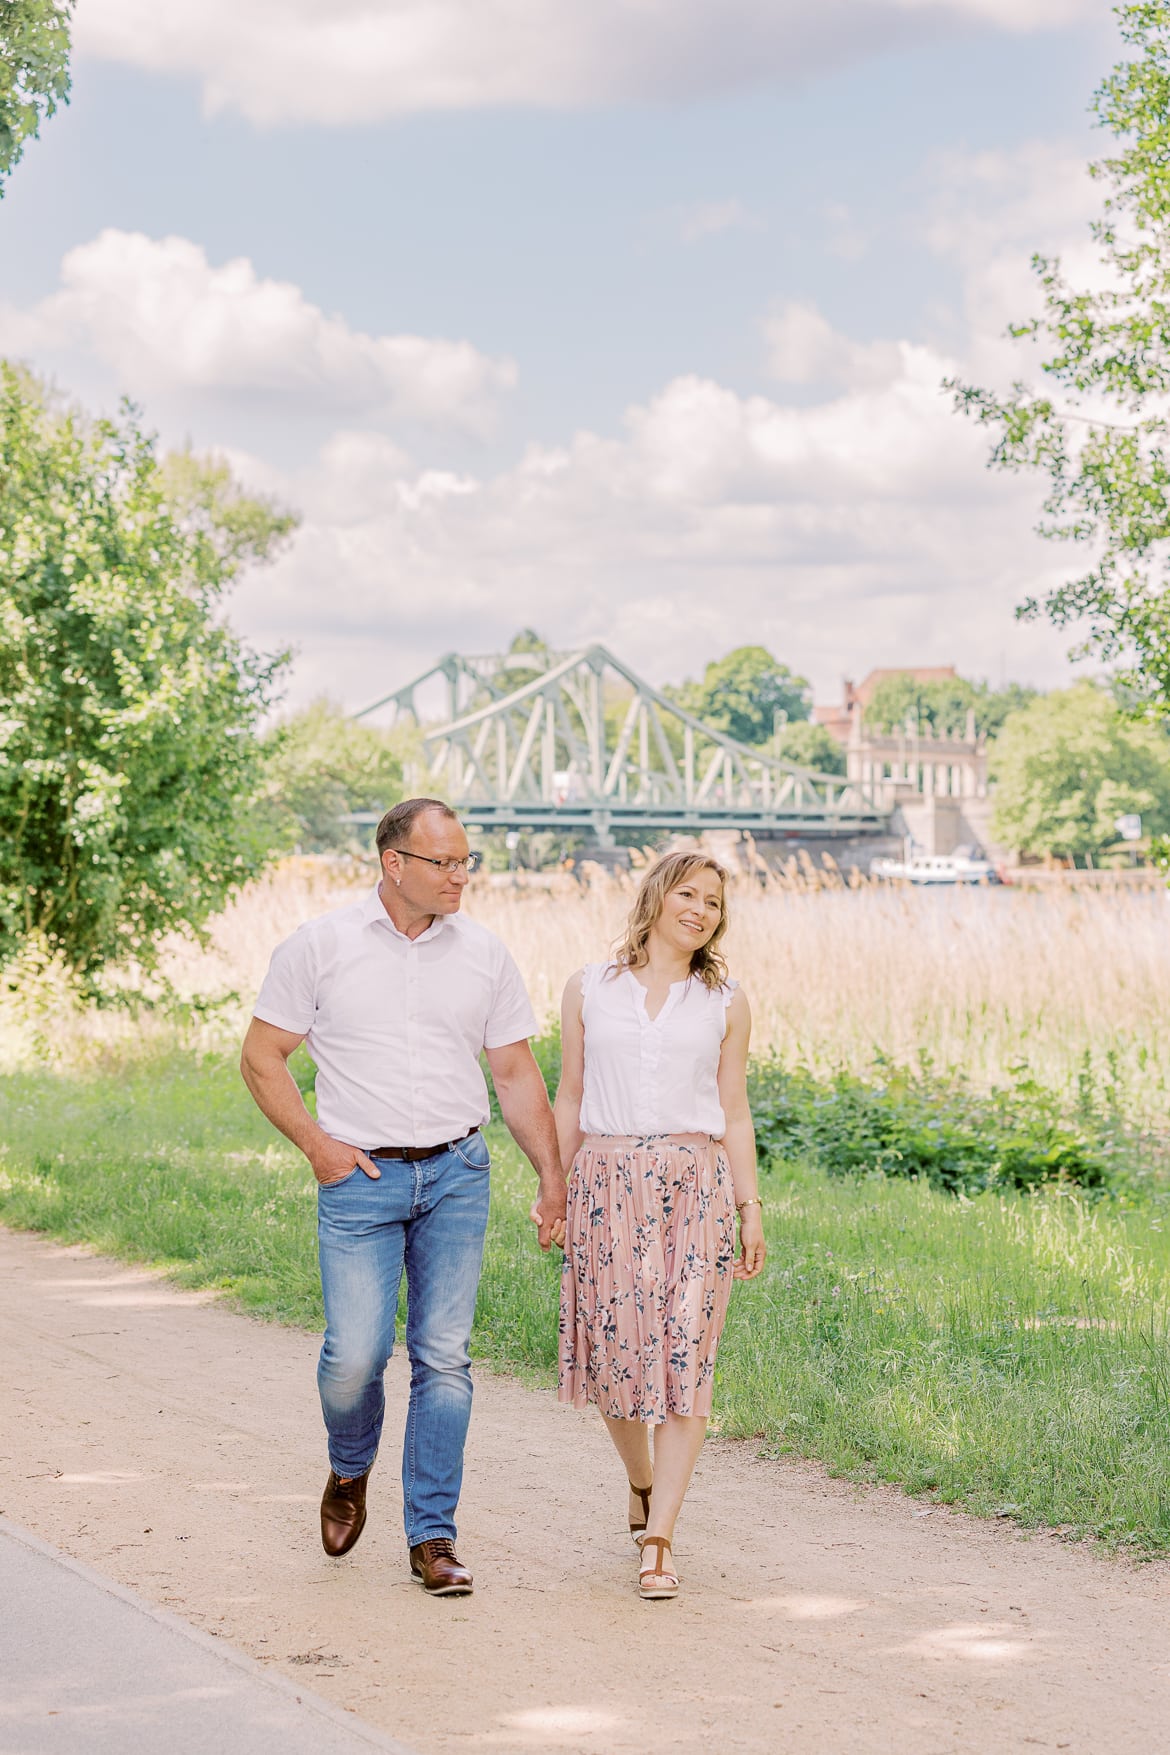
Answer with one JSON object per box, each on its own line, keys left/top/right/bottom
{"left": 361, "top": 884, "right": 453, "bottom": 945}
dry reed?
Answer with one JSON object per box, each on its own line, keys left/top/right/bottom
{"left": 4, "top": 859, "right": 1169, "bottom": 1117}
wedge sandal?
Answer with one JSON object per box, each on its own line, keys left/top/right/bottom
{"left": 638, "top": 1536, "right": 679, "bottom": 1601}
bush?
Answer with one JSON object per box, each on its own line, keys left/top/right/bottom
{"left": 746, "top": 1055, "right": 1119, "bottom": 1195}
{"left": 517, "top": 1021, "right": 1125, "bottom": 1195}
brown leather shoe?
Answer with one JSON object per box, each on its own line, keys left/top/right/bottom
{"left": 320, "top": 1467, "right": 371, "bottom": 1556}
{"left": 409, "top": 1538, "right": 474, "bottom": 1596}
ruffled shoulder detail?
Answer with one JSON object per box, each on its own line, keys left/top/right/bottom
{"left": 579, "top": 961, "right": 614, "bottom": 1000}
{"left": 718, "top": 976, "right": 740, "bottom": 1007}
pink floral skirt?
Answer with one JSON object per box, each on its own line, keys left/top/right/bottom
{"left": 557, "top": 1133, "right": 737, "bottom": 1424}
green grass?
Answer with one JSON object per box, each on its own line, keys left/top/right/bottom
{"left": 0, "top": 1053, "right": 326, "bottom": 1322}
{"left": 4, "top": 1050, "right": 1170, "bottom": 1550}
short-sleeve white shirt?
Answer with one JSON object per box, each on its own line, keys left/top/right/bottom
{"left": 252, "top": 887, "right": 538, "bottom": 1148}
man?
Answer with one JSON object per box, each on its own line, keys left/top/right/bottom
{"left": 240, "top": 797, "right": 566, "bottom": 1597}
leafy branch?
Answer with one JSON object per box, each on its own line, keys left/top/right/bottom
{"left": 949, "top": 2, "right": 1170, "bottom": 712}
{"left": 0, "top": 0, "right": 73, "bottom": 192}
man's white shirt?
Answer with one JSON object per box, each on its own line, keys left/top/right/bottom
{"left": 253, "top": 886, "right": 538, "bottom": 1147}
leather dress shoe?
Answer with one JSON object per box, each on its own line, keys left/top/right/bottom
{"left": 409, "top": 1538, "right": 474, "bottom": 1596}
{"left": 320, "top": 1466, "right": 371, "bottom": 1556}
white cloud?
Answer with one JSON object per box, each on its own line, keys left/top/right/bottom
{"left": 74, "top": 0, "right": 1101, "bottom": 126}
{"left": 223, "top": 153, "right": 1108, "bottom": 706}
{"left": 8, "top": 137, "right": 1099, "bottom": 715}
{"left": 925, "top": 142, "right": 1098, "bottom": 269}
{"left": 677, "top": 199, "right": 764, "bottom": 244}
{"left": 228, "top": 355, "right": 1079, "bottom": 714}
{"left": 764, "top": 301, "right": 904, "bottom": 389}
{"left": 0, "top": 230, "right": 515, "bottom": 429}
{"left": 920, "top": 141, "right": 1105, "bottom": 391}
{"left": 823, "top": 203, "right": 872, "bottom": 262}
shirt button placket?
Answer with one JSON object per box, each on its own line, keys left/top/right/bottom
{"left": 644, "top": 1032, "right": 661, "bottom": 1134}
{"left": 405, "top": 939, "right": 421, "bottom": 1211}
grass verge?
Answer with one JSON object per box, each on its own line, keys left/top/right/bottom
{"left": 3, "top": 1050, "right": 1170, "bottom": 1551}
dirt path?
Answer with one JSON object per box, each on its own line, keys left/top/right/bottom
{"left": 3, "top": 1226, "right": 1169, "bottom": 1755}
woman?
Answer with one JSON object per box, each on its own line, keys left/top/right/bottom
{"left": 553, "top": 850, "right": 766, "bottom": 1600}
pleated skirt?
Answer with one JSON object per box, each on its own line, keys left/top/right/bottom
{"left": 557, "top": 1133, "right": 737, "bottom": 1424}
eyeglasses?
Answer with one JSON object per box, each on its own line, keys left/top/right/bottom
{"left": 395, "top": 849, "right": 482, "bottom": 876}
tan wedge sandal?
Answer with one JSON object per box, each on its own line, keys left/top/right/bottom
{"left": 628, "top": 1480, "right": 652, "bottom": 1548}
{"left": 638, "top": 1536, "right": 679, "bottom": 1601}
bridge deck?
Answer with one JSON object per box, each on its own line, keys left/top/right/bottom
{"left": 460, "top": 803, "right": 887, "bottom": 839}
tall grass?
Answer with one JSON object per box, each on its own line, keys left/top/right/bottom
{"left": 479, "top": 1143, "right": 1170, "bottom": 1549}
{"left": 715, "top": 1164, "right": 1170, "bottom": 1543}
{"left": 0, "top": 1054, "right": 324, "bottom": 1319}
{"left": 469, "top": 877, "right": 1170, "bottom": 1115}
{"left": 4, "top": 862, "right": 1169, "bottom": 1122}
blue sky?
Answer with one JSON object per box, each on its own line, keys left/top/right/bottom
{"left": 0, "top": 0, "right": 1117, "bottom": 713}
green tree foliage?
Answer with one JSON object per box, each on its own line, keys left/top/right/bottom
{"left": 495, "top": 627, "right": 554, "bottom": 697}
{"left": 991, "top": 681, "right": 1170, "bottom": 857}
{"left": 0, "top": 366, "right": 296, "bottom": 976}
{"left": 864, "top": 672, "right": 1037, "bottom": 739}
{"left": 772, "top": 719, "right": 847, "bottom": 774}
{"left": 159, "top": 447, "right": 298, "bottom": 570}
{"left": 0, "top": 0, "right": 73, "bottom": 192}
{"left": 259, "top": 700, "right": 411, "bottom": 853}
{"left": 669, "top": 645, "right": 812, "bottom": 746}
{"left": 951, "top": 4, "right": 1170, "bottom": 714}
{"left": 507, "top": 627, "right": 548, "bottom": 658}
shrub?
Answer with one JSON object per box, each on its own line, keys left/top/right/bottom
{"left": 513, "top": 1021, "right": 1125, "bottom": 1195}
{"left": 746, "top": 1055, "right": 1119, "bottom": 1194}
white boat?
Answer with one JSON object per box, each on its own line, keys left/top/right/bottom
{"left": 869, "top": 848, "right": 1000, "bottom": 886}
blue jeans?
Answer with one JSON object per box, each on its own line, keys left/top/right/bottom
{"left": 316, "top": 1131, "right": 490, "bottom": 1547}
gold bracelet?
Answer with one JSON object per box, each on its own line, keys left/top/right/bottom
{"left": 736, "top": 1196, "right": 763, "bottom": 1213}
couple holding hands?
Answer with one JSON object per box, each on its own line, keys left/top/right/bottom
{"left": 241, "top": 797, "right": 766, "bottom": 1603}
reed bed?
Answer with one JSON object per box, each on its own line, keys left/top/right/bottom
{"left": 4, "top": 860, "right": 1168, "bottom": 1122}
{"left": 479, "top": 871, "right": 1170, "bottom": 1122}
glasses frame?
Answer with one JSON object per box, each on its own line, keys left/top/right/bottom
{"left": 393, "top": 848, "right": 482, "bottom": 876}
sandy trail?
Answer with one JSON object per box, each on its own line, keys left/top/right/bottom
{"left": 2, "top": 1227, "right": 1169, "bottom": 1754}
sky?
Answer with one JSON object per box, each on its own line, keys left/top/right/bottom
{"left": 0, "top": 0, "right": 1120, "bottom": 717}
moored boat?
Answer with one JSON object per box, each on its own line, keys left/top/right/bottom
{"left": 870, "top": 848, "right": 1000, "bottom": 885}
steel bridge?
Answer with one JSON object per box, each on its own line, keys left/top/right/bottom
{"left": 356, "top": 644, "right": 888, "bottom": 843}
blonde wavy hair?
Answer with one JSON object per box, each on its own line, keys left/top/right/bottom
{"left": 611, "top": 851, "right": 731, "bottom": 990}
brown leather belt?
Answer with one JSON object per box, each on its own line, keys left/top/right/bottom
{"left": 366, "top": 1126, "right": 481, "bottom": 1163}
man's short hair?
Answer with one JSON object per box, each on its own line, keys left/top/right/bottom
{"left": 375, "top": 797, "right": 460, "bottom": 857}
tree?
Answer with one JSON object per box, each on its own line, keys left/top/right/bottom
{"left": 159, "top": 447, "right": 298, "bottom": 571}
{"left": 669, "top": 646, "right": 811, "bottom": 746}
{"left": 773, "top": 720, "right": 847, "bottom": 774}
{"left": 951, "top": 3, "right": 1170, "bottom": 716}
{"left": 0, "top": 366, "right": 296, "bottom": 977}
{"left": 494, "top": 627, "right": 554, "bottom": 697}
{"left": 259, "top": 700, "right": 411, "bottom": 854}
{"left": 864, "top": 673, "right": 1037, "bottom": 739}
{"left": 990, "top": 681, "right": 1170, "bottom": 858}
{"left": 1, "top": 0, "right": 73, "bottom": 194}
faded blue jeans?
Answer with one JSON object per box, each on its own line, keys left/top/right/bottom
{"left": 316, "top": 1130, "right": 490, "bottom": 1547}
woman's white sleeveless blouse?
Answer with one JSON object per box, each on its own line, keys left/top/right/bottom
{"left": 577, "top": 962, "right": 736, "bottom": 1137}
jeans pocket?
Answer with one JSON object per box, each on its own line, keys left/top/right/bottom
{"left": 453, "top": 1132, "right": 491, "bottom": 1170}
{"left": 318, "top": 1166, "right": 360, "bottom": 1190}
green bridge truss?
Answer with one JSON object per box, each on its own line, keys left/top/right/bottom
{"left": 356, "top": 644, "right": 887, "bottom": 843}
